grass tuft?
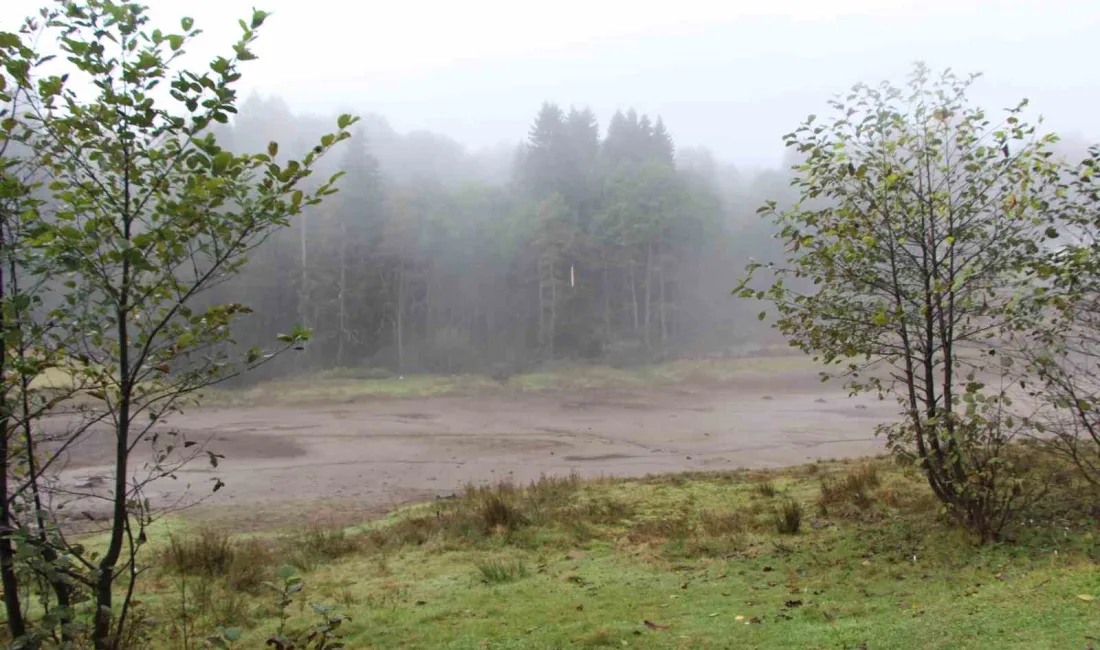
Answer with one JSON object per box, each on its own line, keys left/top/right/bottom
{"left": 754, "top": 480, "right": 779, "bottom": 498}
{"left": 475, "top": 558, "right": 528, "bottom": 584}
{"left": 476, "top": 494, "right": 529, "bottom": 533}
{"left": 772, "top": 499, "right": 803, "bottom": 535}
{"left": 818, "top": 463, "right": 883, "bottom": 517}
{"left": 160, "top": 527, "right": 275, "bottom": 592}
{"left": 278, "top": 526, "right": 364, "bottom": 571}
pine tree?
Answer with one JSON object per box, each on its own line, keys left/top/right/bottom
{"left": 652, "top": 117, "right": 675, "bottom": 165}
{"left": 522, "top": 102, "right": 567, "bottom": 198}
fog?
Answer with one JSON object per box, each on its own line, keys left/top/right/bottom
{"left": 4, "top": 0, "right": 1098, "bottom": 379}
{"left": 5, "top": 0, "right": 1098, "bottom": 166}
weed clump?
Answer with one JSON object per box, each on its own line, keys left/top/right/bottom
{"left": 818, "top": 464, "right": 882, "bottom": 517}
{"left": 755, "top": 481, "right": 779, "bottom": 498}
{"left": 698, "top": 510, "right": 745, "bottom": 536}
{"left": 773, "top": 500, "right": 803, "bottom": 535}
{"left": 475, "top": 559, "right": 528, "bottom": 584}
{"left": 161, "top": 528, "right": 275, "bottom": 592}
{"left": 278, "top": 526, "right": 364, "bottom": 571}
{"left": 477, "top": 494, "right": 529, "bottom": 532}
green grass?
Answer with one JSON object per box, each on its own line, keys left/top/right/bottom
{"left": 475, "top": 558, "right": 530, "bottom": 584}
{"left": 202, "top": 353, "right": 818, "bottom": 406}
{"left": 108, "top": 457, "right": 1099, "bottom": 649}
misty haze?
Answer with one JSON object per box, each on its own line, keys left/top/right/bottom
{"left": 0, "top": 1, "right": 1098, "bottom": 648}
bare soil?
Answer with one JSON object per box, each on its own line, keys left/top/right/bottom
{"left": 55, "top": 369, "right": 896, "bottom": 530}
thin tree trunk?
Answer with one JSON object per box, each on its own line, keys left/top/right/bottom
{"left": 425, "top": 264, "right": 434, "bottom": 359}
{"left": 335, "top": 219, "right": 348, "bottom": 367}
{"left": 10, "top": 256, "right": 73, "bottom": 636}
{"left": 396, "top": 262, "right": 406, "bottom": 375}
{"left": 602, "top": 263, "right": 611, "bottom": 344}
{"left": 550, "top": 260, "right": 557, "bottom": 358}
{"left": 95, "top": 196, "right": 134, "bottom": 649}
{"left": 643, "top": 241, "right": 652, "bottom": 354}
{"left": 629, "top": 266, "right": 639, "bottom": 332}
{"left": 658, "top": 233, "right": 667, "bottom": 348}
{"left": 0, "top": 235, "right": 26, "bottom": 641}
{"left": 298, "top": 214, "right": 309, "bottom": 327}
{"left": 537, "top": 253, "right": 556, "bottom": 358}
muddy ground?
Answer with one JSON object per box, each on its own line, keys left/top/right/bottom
{"left": 54, "top": 369, "right": 897, "bottom": 530}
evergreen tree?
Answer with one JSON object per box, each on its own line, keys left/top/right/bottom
{"left": 522, "top": 102, "right": 567, "bottom": 199}
{"left": 653, "top": 117, "right": 675, "bottom": 165}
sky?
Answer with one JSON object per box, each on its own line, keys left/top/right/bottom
{"left": 3, "top": 0, "right": 1099, "bottom": 166}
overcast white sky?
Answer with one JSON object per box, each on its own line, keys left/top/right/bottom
{"left": 4, "top": 0, "right": 1098, "bottom": 165}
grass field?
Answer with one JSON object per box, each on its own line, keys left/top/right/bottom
{"left": 202, "top": 354, "right": 819, "bottom": 406}
{"left": 114, "top": 455, "right": 1099, "bottom": 649}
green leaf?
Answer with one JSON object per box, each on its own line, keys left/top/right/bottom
{"left": 181, "top": 17, "right": 194, "bottom": 31}
{"left": 337, "top": 113, "right": 354, "bottom": 129}
{"left": 267, "top": 141, "right": 278, "bottom": 157}
{"left": 223, "top": 627, "right": 242, "bottom": 642}
{"left": 277, "top": 565, "right": 296, "bottom": 580}
{"left": 251, "top": 10, "right": 270, "bottom": 29}
{"left": 757, "top": 311, "right": 766, "bottom": 321}
{"left": 212, "top": 151, "right": 232, "bottom": 174}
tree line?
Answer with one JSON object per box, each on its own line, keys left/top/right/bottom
{"left": 206, "top": 98, "right": 785, "bottom": 379}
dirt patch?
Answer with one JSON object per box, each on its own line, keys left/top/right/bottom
{"left": 392, "top": 412, "right": 437, "bottom": 420}
{"left": 45, "top": 425, "right": 307, "bottom": 471}
{"left": 562, "top": 453, "right": 636, "bottom": 462}
{"left": 55, "top": 368, "right": 898, "bottom": 530}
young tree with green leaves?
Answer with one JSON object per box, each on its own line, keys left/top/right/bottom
{"left": 0, "top": 1, "right": 356, "bottom": 645}
{"left": 1021, "top": 145, "right": 1100, "bottom": 486}
{"left": 738, "top": 63, "right": 1064, "bottom": 541}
